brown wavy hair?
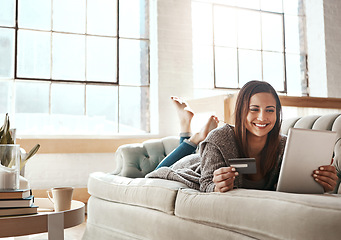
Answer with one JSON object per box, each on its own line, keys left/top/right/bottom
{"left": 234, "top": 80, "right": 282, "bottom": 176}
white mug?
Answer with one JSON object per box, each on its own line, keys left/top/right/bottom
{"left": 47, "top": 187, "right": 74, "bottom": 212}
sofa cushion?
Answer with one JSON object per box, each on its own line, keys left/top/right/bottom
{"left": 175, "top": 188, "right": 341, "bottom": 240}
{"left": 84, "top": 196, "right": 255, "bottom": 240}
{"left": 88, "top": 172, "right": 187, "bottom": 214}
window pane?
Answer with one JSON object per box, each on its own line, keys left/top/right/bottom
{"left": 214, "top": 47, "right": 238, "bottom": 88}
{"left": 51, "top": 83, "right": 84, "bottom": 115}
{"left": 86, "top": 85, "right": 118, "bottom": 133}
{"left": 214, "top": 6, "right": 237, "bottom": 47}
{"left": 18, "top": 0, "right": 51, "bottom": 30}
{"left": 212, "top": 0, "right": 236, "bottom": 6}
{"left": 119, "top": 86, "right": 149, "bottom": 133}
{"left": 119, "top": 39, "right": 148, "bottom": 86}
{"left": 262, "top": 13, "right": 283, "bottom": 52}
{"left": 0, "top": 80, "right": 13, "bottom": 114}
{"left": 285, "top": 15, "right": 305, "bottom": 54}
{"left": 283, "top": 0, "right": 304, "bottom": 16}
{"left": 87, "top": 0, "right": 117, "bottom": 36}
{"left": 238, "top": 49, "right": 262, "bottom": 87}
{"left": 286, "top": 53, "right": 306, "bottom": 96}
{"left": 87, "top": 36, "right": 117, "bottom": 82}
{"left": 192, "top": 2, "right": 213, "bottom": 45}
{"left": 236, "top": 0, "right": 260, "bottom": 10}
{"left": 15, "top": 81, "right": 49, "bottom": 113}
{"left": 0, "top": 28, "right": 15, "bottom": 79}
{"left": 0, "top": 0, "right": 16, "bottom": 27}
{"left": 52, "top": 33, "right": 85, "bottom": 80}
{"left": 193, "top": 44, "right": 214, "bottom": 88}
{"left": 261, "top": 0, "right": 283, "bottom": 13}
{"left": 53, "top": 0, "right": 85, "bottom": 34}
{"left": 262, "top": 51, "right": 285, "bottom": 91}
{"left": 17, "top": 30, "right": 51, "bottom": 79}
{"left": 119, "top": 0, "right": 149, "bottom": 38}
{"left": 238, "top": 9, "right": 261, "bottom": 50}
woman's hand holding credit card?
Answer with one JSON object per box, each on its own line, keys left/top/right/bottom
{"left": 229, "top": 158, "right": 257, "bottom": 174}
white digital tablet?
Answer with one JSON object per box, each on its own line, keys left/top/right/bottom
{"left": 276, "top": 128, "right": 337, "bottom": 194}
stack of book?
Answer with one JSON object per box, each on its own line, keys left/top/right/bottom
{"left": 0, "top": 189, "right": 38, "bottom": 217}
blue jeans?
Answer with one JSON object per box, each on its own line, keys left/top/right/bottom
{"left": 155, "top": 136, "right": 197, "bottom": 169}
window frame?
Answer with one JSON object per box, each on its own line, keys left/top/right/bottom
{"left": 0, "top": 0, "right": 151, "bottom": 136}
{"left": 192, "top": 0, "right": 307, "bottom": 96}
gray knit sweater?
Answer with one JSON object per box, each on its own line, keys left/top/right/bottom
{"left": 146, "top": 124, "right": 287, "bottom": 192}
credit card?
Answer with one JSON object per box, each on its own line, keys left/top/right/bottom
{"left": 229, "top": 158, "right": 257, "bottom": 174}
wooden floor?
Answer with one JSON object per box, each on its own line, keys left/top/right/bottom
{"left": 2, "top": 215, "right": 87, "bottom": 240}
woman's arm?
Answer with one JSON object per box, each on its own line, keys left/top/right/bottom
{"left": 199, "top": 125, "right": 240, "bottom": 192}
{"left": 199, "top": 141, "right": 239, "bottom": 192}
{"left": 199, "top": 142, "right": 227, "bottom": 192}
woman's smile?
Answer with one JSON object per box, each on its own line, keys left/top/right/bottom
{"left": 253, "top": 123, "right": 268, "bottom": 128}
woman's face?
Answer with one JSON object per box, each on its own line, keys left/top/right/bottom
{"left": 245, "top": 92, "right": 277, "bottom": 139}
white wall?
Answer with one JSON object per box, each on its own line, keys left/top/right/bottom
{"left": 155, "top": 0, "right": 194, "bottom": 137}
{"left": 305, "top": 0, "right": 328, "bottom": 97}
{"left": 25, "top": 153, "right": 116, "bottom": 189}
{"left": 306, "top": 0, "right": 341, "bottom": 97}
{"left": 323, "top": 0, "right": 341, "bottom": 97}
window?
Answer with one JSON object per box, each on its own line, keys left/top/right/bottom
{"left": 0, "top": 0, "right": 150, "bottom": 136}
{"left": 192, "top": 0, "right": 307, "bottom": 96}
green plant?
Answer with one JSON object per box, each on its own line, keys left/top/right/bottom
{"left": 0, "top": 113, "right": 40, "bottom": 170}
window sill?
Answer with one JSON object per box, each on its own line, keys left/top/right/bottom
{"left": 17, "top": 135, "right": 160, "bottom": 154}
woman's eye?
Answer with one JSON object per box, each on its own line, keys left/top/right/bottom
{"left": 266, "top": 109, "right": 275, "bottom": 113}
{"left": 250, "top": 108, "right": 259, "bottom": 112}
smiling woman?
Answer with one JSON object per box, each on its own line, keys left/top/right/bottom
{"left": 146, "top": 80, "right": 338, "bottom": 194}
{"left": 245, "top": 93, "right": 277, "bottom": 169}
{"left": 232, "top": 81, "right": 282, "bottom": 183}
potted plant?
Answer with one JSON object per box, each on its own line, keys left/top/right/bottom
{"left": 0, "top": 114, "right": 40, "bottom": 189}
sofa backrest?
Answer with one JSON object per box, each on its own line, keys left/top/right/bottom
{"left": 113, "top": 113, "right": 341, "bottom": 192}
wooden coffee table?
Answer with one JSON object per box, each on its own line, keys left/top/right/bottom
{"left": 0, "top": 198, "right": 85, "bottom": 240}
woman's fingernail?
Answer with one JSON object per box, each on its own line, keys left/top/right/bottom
{"left": 232, "top": 168, "right": 236, "bottom": 171}
{"left": 320, "top": 167, "right": 324, "bottom": 171}
{"left": 315, "top": 171, "right": 319, "bottom": 174}
{"left": 313, "top": 174, "right": 318, "bottom": 178}
{"left": 235, "top": 172, "right": 239, "bottom": 176}
{"left": 315, "top": 178, "right": 319, "bottom": 182}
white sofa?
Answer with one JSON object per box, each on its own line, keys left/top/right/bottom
{"left": 83, "top": 114, "right": 341, "bottom": 240}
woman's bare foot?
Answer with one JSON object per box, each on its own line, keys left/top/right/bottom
{"left": 171, "top": 96, "right": 194, "bottom": 133}
{"left": 189, "top": 115, "right": 219, "bottom": 145}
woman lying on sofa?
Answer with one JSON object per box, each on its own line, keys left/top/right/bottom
{"left": 148, "top": 80, "right": 338, "bottom": 193}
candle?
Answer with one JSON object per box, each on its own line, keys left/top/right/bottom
{"left": 0, "top": 165, "right": 18, "bottom": 189}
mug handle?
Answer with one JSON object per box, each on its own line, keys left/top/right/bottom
{"left": 47, "top": 190, "right": 54, "bottom": 204}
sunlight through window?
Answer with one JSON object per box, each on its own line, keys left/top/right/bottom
{"left": 192, "top": 0, "right": 306, "bottom": 95}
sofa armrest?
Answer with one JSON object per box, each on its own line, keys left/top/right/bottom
{"left": 111, "top": 136, "right": 179, "bottom": 178}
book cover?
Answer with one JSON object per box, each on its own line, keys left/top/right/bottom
{"left": 0, "top": 195, "right": 34, "bottom": 208}
{"left": 0, "top": 189, "right": 31, "bottom": 200}
{"left": 0, "top": 205, "right": 38, "bottom": 217}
